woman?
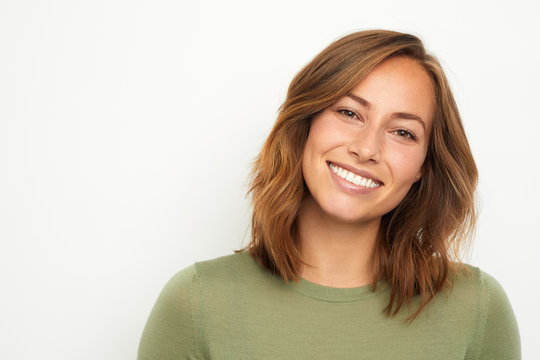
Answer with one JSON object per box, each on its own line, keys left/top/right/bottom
{"left": 138, "top": 30, "right": 520, "bottom": 359}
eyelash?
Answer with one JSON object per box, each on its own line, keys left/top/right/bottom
{"left": 393, "top": 129, "right": 417, "bottom": 141}
{"left": 337, "top": 109, "right": 360, "bottom": 120}
{"left": 337, "top": 109, "right": 417, "bottom": 141}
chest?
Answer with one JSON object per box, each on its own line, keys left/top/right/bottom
{"left": 198, "top": 294, "right": 475, "bottom": 360}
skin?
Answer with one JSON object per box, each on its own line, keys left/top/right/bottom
{"left": 298, "top": 56, "right": 435, "bottom": 288}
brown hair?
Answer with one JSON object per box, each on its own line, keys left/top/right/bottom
{"left": 241, "top": 30, "right": 478, "bottom": 321}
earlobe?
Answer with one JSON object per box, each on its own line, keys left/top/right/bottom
{"left": 415, "top": 162, "right": 428, "bottom": 182}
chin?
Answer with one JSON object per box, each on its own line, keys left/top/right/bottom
{"left": 322, "top": 204, "right": 378, "bottom": 225}
{"left": 337, "top": 214, "right": 378, "bottom": 225}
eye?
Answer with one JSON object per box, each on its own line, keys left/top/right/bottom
{"left": 393, "top": 129, "right": 417, "bottom": 141}
{"left": 337, "top": 109, "right": 360, "bottom": 120}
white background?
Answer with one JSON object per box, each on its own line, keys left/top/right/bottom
{"left": 1, "top": 0, "right": 539, "bottom": 359}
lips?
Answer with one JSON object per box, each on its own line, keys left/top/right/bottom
{"left": 327, "top": 161, "right": 383, "bottom": 189}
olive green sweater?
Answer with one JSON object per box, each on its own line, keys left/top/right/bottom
{"left": 138, "top": 251, "right": 520, "bottom": 359}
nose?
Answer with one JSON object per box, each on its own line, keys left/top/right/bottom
{"left": 347, "top": 126, "right": 381, "bottom": 163}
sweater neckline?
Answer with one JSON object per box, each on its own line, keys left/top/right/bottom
{"left": 287, "top": 277, "right": 389, "bottom": 302}
{"left": 239, "top": 250, "right": 389, "bottom": 302}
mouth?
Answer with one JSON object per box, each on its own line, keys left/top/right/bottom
{"left": 328, "top": 161, "right": 383, "bottom": 189}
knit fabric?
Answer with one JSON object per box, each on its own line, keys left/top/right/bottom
{"left": 138, "top": 251, "right": 520, "bottom": 360}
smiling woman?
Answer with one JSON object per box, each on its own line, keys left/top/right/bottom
{"left": 137, "top": 30, "right": 520, "bottom": 359}
{"left": 301, "top": 57, "right": 433, "bottom": 226}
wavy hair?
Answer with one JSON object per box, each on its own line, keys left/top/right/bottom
{"left": 241, "top": 30, "right": 478, "bottom": 321}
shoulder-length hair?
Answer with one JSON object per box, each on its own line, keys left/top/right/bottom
{"left": 242, "top": 30, "right": 478, "bottom": 321}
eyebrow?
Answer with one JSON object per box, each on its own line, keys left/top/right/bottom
{"left": 346, "top": 93, "right": 426, "bottom": 130}
{"left": 346, "top": 93, "right": 370, "bottom": 108}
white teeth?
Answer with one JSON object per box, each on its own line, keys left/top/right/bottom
{"left": 329, "top": 163, "right": 381, "bottom": 189}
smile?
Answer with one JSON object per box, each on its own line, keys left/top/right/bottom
{"left": 328, "top": 163, "right": 381, "bottom": 189}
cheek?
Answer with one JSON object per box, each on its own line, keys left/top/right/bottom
{"left": 301, "top": 117, "right": 341, "bottom": 189}
{"left": 309, "top": 112, "right": 351, "bottom": 147}
{"left": 301, "top": 127, "right": 323, "bottom": 185}
{"left": 302, "top": 118, "right": 339, "bottom": 164}
{"left": 387, "top": 147, "right": 426, "bottom": 183}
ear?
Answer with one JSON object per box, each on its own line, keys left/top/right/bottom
{"left": 415, "top": 159, "right": 429, "bottom": 182}
{"left": 414, "top": 169, "right": 422, "bottom": 182}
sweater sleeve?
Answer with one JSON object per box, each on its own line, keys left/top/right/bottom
{"left": 137, "top": 265, "right": 202, "bottom": 360}
{"left": 476, "top": 271, "right": 521, "bottom": 360}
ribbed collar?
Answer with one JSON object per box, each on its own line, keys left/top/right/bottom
{"left": 287, "top": 277, "right": 389, "bottom": 302}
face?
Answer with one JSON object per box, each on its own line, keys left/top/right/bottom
{"left": 301, "top": 56, "right": 435, "bottom": 225}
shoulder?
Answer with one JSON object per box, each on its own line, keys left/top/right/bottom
{"left": 138, "top": 252, "right": 266, "bottom": 359}
{"left": 446, "top": 264, "right": 521, "bottom": 360}
{"left": 194, "top": 250, "right": 259, "bottom": 276}
{"left": 159, "top": 251, "right": 281, "bottom": 303}
{"left": 193, "top": 250, "right": 282, "bottom": 293}
{"left": 443, "top": 264, "right": 516, "bottom": 322}
{"left": 448, "top": 264, "right": 513, "bottom": 307}
{"left": 160, "top": 262, "right": 198, "bottom": 294}
{"left": 159, "top": 251, "right": 266, "bottom": 287}
{"left": 137, "top": 265, "right": 200, "bottom": 359}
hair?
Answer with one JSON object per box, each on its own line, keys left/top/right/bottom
{"left": 240, "top": 30, "right": 478, "bottom": 322}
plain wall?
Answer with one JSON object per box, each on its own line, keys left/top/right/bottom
{"left": 1, "top": 0, "right": 538, "bottom": 358}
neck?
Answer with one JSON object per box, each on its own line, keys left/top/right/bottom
{"left": 297, "top": 197, "right": 380, "bottom": 288}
